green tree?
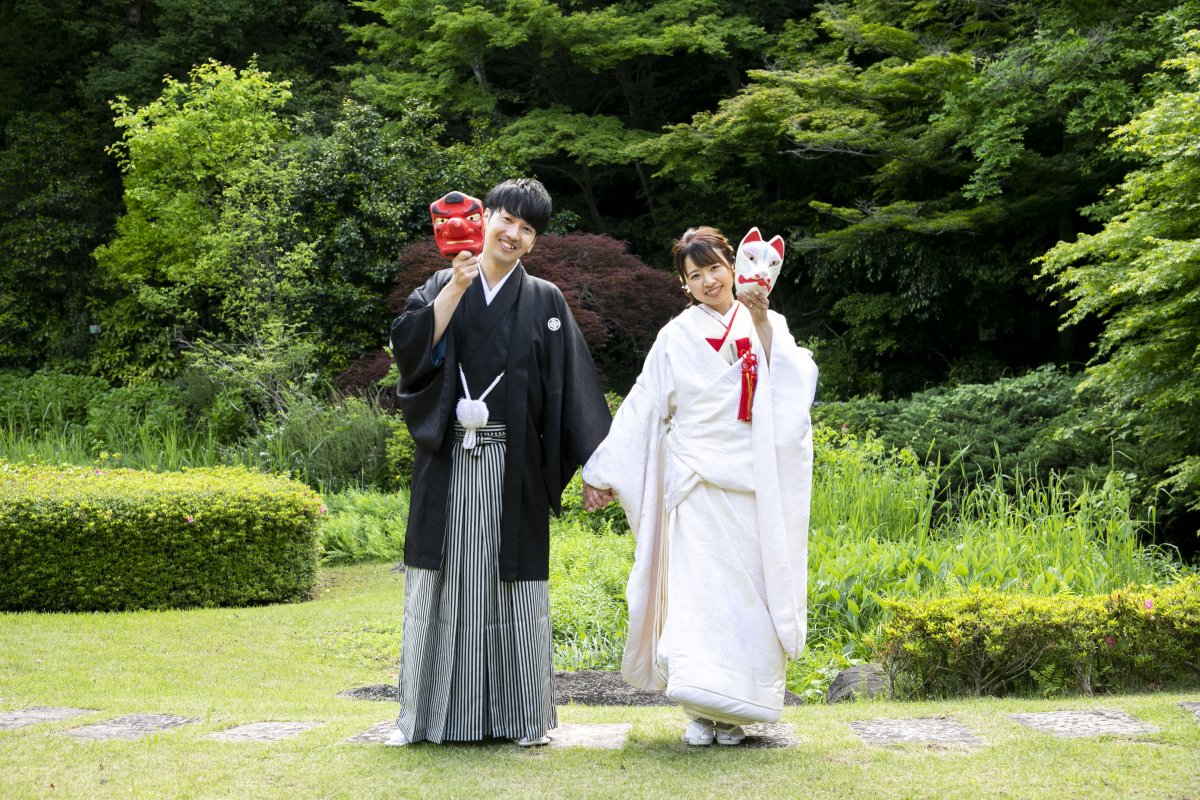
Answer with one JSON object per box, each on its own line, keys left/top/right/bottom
{"left": 1038, "top": 30, "right": 1200, "bottom": 514}
{"left": 291, "top": 98, "right": 515, "bottom": 364}
{"left": 0, "top": 112, "right": 113, "bottom": 369}
{"left": 92, "top": 61, "right": 308, "bottom": 379}
{"left": 647, "top": 1, "right": 1199, "bottom": 394}
{"left": 347, "top": 0, "right": 777, "bottom": 242}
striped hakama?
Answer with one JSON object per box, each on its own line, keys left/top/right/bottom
{"left": 397, "top": 423, "right": 556, "bottom": 743}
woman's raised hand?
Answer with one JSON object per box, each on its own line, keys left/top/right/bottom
{"left": 737, "top": 285, "right": 770, "bottom": 324}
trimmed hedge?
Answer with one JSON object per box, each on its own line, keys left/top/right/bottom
{"left": 875, "top": 577, "right": 1200, "bottom": 698}
{"left": 0, "top": 463, "right": 323, "bottom": 611}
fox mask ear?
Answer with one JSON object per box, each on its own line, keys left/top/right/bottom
{"left": 768, "top": 235, "right": 784, "bottom": 260}
{"left": 740, "top": 227, "right": 763, "bottom": 247}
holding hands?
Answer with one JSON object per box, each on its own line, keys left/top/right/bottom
{"left": 582, "top": 481, "right": 615, "bottom": 512}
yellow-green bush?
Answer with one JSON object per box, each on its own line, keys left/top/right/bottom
{"left": 875, "top": 577, "right": 1200, "bottom": 698}
{"left": 0, "top": 463, "right": 323, "bottom": 611}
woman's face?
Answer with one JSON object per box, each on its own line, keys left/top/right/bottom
{"left": 683, "top": 255, "right": 734, "bottom": 315}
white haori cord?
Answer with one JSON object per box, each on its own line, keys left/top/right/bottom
{"left": 456, "top": 363, "right": 504, "bottom": 450}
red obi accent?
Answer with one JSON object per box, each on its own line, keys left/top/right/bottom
{"left": 735, "top": 337, "right": 757, "bottom": 422}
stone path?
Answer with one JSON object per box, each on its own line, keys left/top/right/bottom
{"left": 849, "top": 716, "right": 977, "bottom": 746}
{"left": 1009, "top": 709, "right": 1158, "bottom": 738}
{"left": 205, "top": 722, "right": 323, "bottom": 742}
{"left": 62, "top": 713, "right": 198, "bottom": 740}
{"left": 3, "top": 696, "right": 1195, "bottom": 750}
{"left": 0, "top": 706, "right": 93, "bottom": 730}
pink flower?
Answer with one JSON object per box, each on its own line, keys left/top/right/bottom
{"left": 94, "top": 469, "right": 101, "bottom": 476}
{"left": 186, "top": 516, "right": 195, "bottom": 524}
{"left": 1104, "top": 635, "right": 1116, "bottom": 648}
{"left": 1144, "top": 599, "right": 1154, "bottom": 610}
{"left": 319, "top": 505, "right": 328, "bottom": 515}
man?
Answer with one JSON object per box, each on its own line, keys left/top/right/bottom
{"left": 387, "top": 178, "right": 611, "bottom": 746}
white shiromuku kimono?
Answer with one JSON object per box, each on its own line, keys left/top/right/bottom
{"left": 583, "top": 303, "right": 817, "bottom": 724}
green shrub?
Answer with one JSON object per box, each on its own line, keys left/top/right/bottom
{"left": 85, "top": 382, "right": 186, "bottom": 450}
{"left": 814, "top": 366, "right": 1126, "bottom": 490}
{"left": 0, "top": 462, "right": 323, "bottom": 611}
{"left": 0, "top": 370, "right": 109, "bottom": 434}
{"left": 246, "top": 394, "right": 393, "bottom": 492}
{"left": 808, "top": 426, "right": 1178, "bottom": 659}
{"left": 548, "top": 516, "right": 635, "bottom": 671}
{"left": 384, "top": 414, "right": 416, "bottom": 489}
{"left": 875, "top": 576, "right": 1200, "bottom": 698}
{"left": 319, "top": 487, "right": 408, "bottom": 564}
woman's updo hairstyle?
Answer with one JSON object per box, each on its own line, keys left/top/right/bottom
{"left": 672, "top": 227, "right": 735, "bottom": 305}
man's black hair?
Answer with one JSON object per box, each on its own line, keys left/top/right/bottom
{"left": 484, "top": 178, "right": 552, "bottom": 236}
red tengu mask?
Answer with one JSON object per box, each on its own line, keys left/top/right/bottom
{"left": 430, "top": 191, "right": 485, "bottom": 258}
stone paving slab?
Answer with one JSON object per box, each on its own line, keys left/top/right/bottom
{"left": 739, "top": 722, "right": 799, "bottom": 749}
{"left": 552, "top": 671, "right": 803, "bottom": 707}
{"left": 1180, "top": 701, "right": 1200, "bottom": 720}
{"left": 849, "top": 716, "right": 977, "bottom": 746}
{"left": 205, "top": 722, "right": 322, "bottom": 742}
{"left": 547, "top": 722, "right": 631, "bottom": 749}
{"left": 1009, "top": 709, "right": 1156, "bottom": 738}
{"left": 345, "top": 721, "right": 396, "bottom": 744}
{"left": 62, "top": 713, "right": 199, "bottom": 741}
{"left": 0, "top": 706, "right": 95, "bottom": 730}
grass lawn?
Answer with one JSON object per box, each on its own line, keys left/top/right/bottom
{"left": 1, "top": 563, "right": 1197, "bottom": 800}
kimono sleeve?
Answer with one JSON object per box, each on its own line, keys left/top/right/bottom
{"left": 764, "top": 311, "right": 818, "bottom": 447}
{"left": 389, "top": 270, "right": 456, "bottom": 451}
{"left": 582, "top": 327, "right": 674, "bottom": 536}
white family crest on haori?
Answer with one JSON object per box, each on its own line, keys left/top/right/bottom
{"left": 734, "top": 227, "right": 784, "bottom": 293}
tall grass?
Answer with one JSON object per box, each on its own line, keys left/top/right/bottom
{"left": 0, "top": 414, "right": 223, "bottom": 471}
{"left": 1, "top": 395, "right": 394, "bottom": 493}
{"left": 808, "top": 428, "right": 1180, "bottom": 654}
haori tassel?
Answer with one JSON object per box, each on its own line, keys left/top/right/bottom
{"left": 735, "top": 337, "right": 757, "bottom": 422}
{"left": 457, "top": 364, "right": 504, "bottom": 450}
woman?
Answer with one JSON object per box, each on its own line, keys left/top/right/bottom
{"left": 581, "top": 227, "right": 817, "bottom": 746}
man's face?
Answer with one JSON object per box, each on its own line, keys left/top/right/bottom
{"left": 430, "top": 192, "right": 485, "bottom": 257}
{"left": 481, "top": 207, "right": 536, "bottom": 267}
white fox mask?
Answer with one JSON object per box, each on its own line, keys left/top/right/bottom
{"left": 734, "top": 227, "right": 784, "bottom": 295}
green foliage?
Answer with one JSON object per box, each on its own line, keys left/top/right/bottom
{"left": 181, "top": 322, "right": 323, "bottom": 426}
{"left": 648, "top": 1, "right": 1199, "bottom": 395}
{"left": 348, "top": 0, "right": 771, "bottom": 238}
{"left": 292, "top": 98, "right": 516, "bottom": 367}
{"left": 1038, "top": 29, "right": 1200, "bottom": 514}
{"left": 93, "top": 60, "right": 308, "bottom": 379}
{"left": 808, "top": 425, "right": 1179, "bottom": 657}
{"left": 82, "top": 381, "right": 182, "bottom": 444}
{"left": 548, "top": 515, "right": 636, "bottom": 671}
{"left": 817, "top": 366, "right": 1127, "bottom": 491}
{"left": 0, "top": 462, "right": 322, "bottom": 611}
{"left": 877, "top": 577, "right": 1200, "bottom": 698}
{"left": 0, "top": 111, "right": 113, "bottom": 370}
{"left": 384, "top": 414, "right": 416, "bottom": 488}
{"left": 247, "top": 394, "right": 394, "bottom": 494}
{"left": 0, "top": 370, "right": 110, "bottom": 434}
{"left": 318, "top": 487, "right": 408, "bottom": 565}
